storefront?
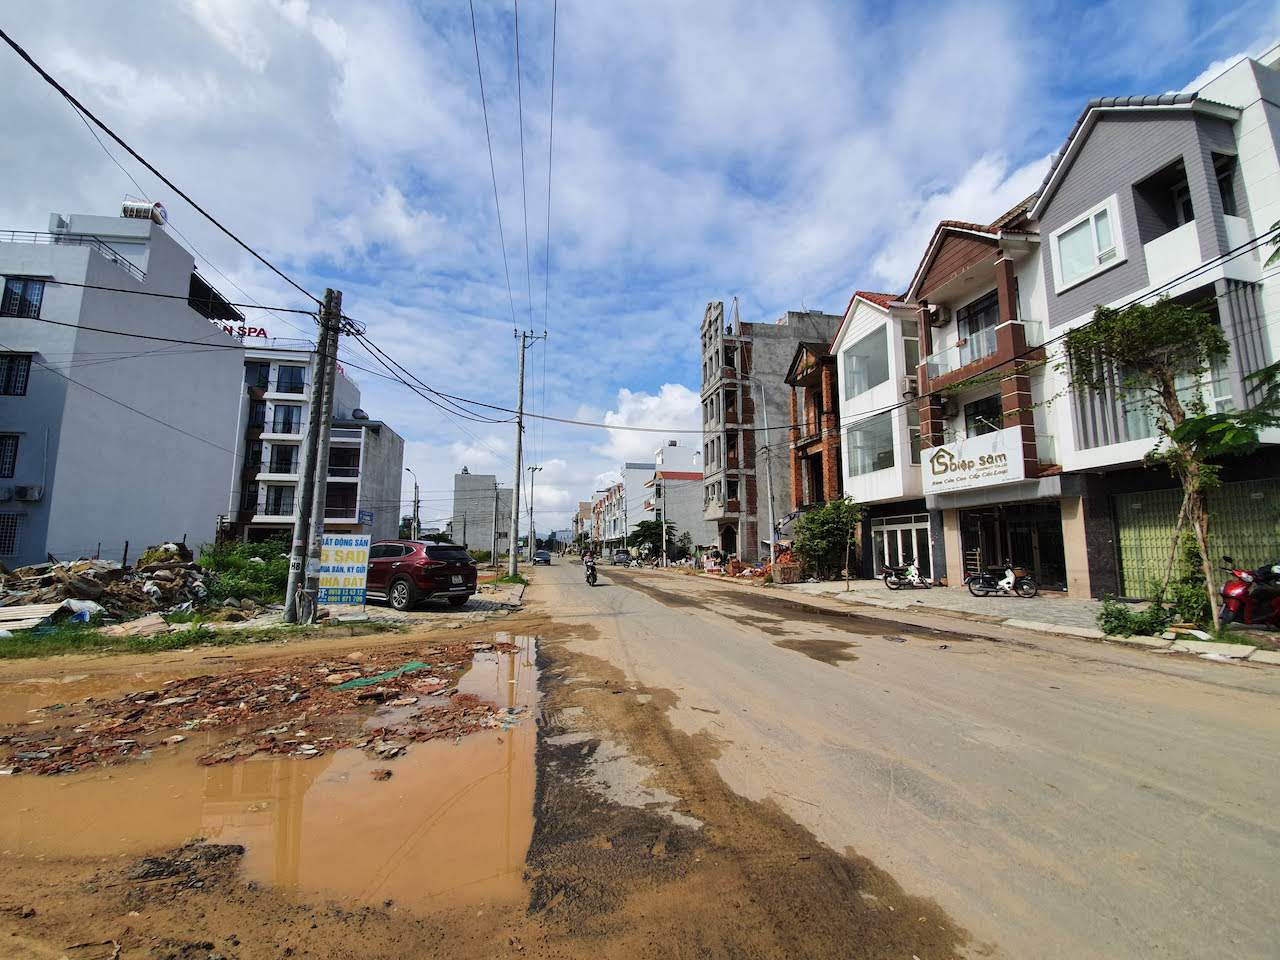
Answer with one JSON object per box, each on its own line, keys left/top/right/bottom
{"left": 869, "top": 512, "right": 933, "bottom": 579}
{"left": 958, "top": 501, "right": 1067, "bottom": 590}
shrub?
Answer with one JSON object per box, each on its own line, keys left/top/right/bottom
{"left": 1097, "top": 596, "right": 1173, "bottom": 637}
{"left": 469, "top": 549, "right": 492, "bottom": 563}
{"left": 199, "top": 537, "right": 291, "bottom": 604}
{"left": 792, "top": 499, "right": 862, "bottom": 579}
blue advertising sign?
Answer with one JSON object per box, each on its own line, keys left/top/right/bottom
{"left": 358, "top": 509, "right": 375, "bottom": 525}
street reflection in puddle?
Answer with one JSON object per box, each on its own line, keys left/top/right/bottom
{"left": 0, "top": 634, "right": 538, "bottom": 913}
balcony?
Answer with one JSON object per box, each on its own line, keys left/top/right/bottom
{"left": 0, "top": 229, "right": 146, "bottom": 281}
{"left": 330, "top": 427, "right": 363, "bottom": 444}
{"left": 1143, "top": 219, "right": 1200, "bottom": 288}
{"left": 926, "top": 325, "right": 998, "bottom": 378}
{"left": 260, "top": 500, "right": 296, "bottom": 518}
{"left": 327, "top": 463, "right": 360, "bottom": 481}
{"left": 323, "top": 506, "right": 359, "bottom": 521}
{"left": 265, "top": 420, "right": 303, "bottom": 436}
{"left": 1036, "top": 433, "right": 1057, "bottom": 465}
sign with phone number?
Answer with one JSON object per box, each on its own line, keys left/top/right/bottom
{"left": 317, "top": 534, "right": 371, "bottom": 605}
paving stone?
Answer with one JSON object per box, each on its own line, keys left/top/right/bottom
{"left": 1176, "top": 639, "right": 1256, "bottom": 658}
{"left": 1247, "top": 649, "right": 1280, "bottom": 665}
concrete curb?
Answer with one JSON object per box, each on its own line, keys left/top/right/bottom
{"left": 1004, "top": 619, "right": 1106, "bottom": 640}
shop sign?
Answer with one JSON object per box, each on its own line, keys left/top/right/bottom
{"left": 921, "top": 426, "right": 1026, "bottom": 494}
{"left": 317, "top": 533, "right": 370, "bottom": 605}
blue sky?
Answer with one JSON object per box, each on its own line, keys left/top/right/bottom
{"left": 1, "top": 0, "right": 1276, "bottom": 531}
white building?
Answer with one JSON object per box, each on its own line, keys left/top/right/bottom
{"left": 0, "top": 207, "right": 244, "bottom": 566}
{"left": 645, "top": 440, "right": 715, "bottom": 551}
{"left": 228, "top": 345, "right": 404, "bottom": 544}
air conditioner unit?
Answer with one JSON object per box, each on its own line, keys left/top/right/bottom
{"left": 0, "top": 487, "right": 11, "bottom": 502}
{"left": 900, "top": 375, "right": 919, "bottom": 399}
{"left": 940, "top": 398, "right": 959, "bottom": 419}
{"left": 14, "top": 485, "right": 43, "bottom": 502}
{"left": 927, "top": 304, "right": 950, "bottom": 328}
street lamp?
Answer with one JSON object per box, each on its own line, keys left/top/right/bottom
{"left": 527, "top": 465, "right": 542, "bottom": 559}
{"left": 404, "top": 467, "right": 420, "bottom": 539}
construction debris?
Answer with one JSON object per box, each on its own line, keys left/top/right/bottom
{"left": 0, "top": 639, "right": 525, "bottom": 775}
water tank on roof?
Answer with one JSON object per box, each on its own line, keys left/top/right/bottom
{"left": 121, "top": 200, "right": 168, "bottom": 224}
{"left": 351, "top": 408, "right": 369, "bottom": 420}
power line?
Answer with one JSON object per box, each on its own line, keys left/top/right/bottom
{"left": 37, "top": 278, "right": 319, "bottom": 314}
{"left": 0, "top": 26, "right": 321, "bottom": 306}
{"left": 513, "top": 0, "right": 535, "bottom": 332}
{"left": 2, "top": 339, "right": 236, "bottom": 454}
{"left": 467, "top": 0, "right": 519, "bottom": 329}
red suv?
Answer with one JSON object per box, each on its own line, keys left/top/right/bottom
{"left": 367, "top": 540, "right": 478, "bottom": 611}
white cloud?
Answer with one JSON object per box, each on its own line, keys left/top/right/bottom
{"left": 597, "top": 385, "right": 701, "bottom": 464}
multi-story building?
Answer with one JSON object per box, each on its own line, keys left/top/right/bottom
{"left": 571, "top": 500, "right": 591, "bottom": 545}
{"left": 594, "top": 461, "right": 656, "bottom": 551}
{"left": 700, "top": 301, "right": 842, "bottom": 561}
{"left": 447, "top": 467, "right": 512, "bottom": 553}
{"left": 1023, "top": 52, "right": 1280, "bottom": 597}
{"left": 644, "top": 440, "right": 715, "bottom": 551}
{"left": 228, "top": 345, "right": 404, "bottom": 544}
{"left": 784, "top": 338, "right": 843, "bottom": 515}
{"left": 828, "top": 291, "right": 937, "bottom": 579}
{"left": 0, "top": 207, "right": 244, "bottom": 566}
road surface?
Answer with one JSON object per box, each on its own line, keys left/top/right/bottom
{"left": 535, "top": 560, "right": 1280, "bottom": 960}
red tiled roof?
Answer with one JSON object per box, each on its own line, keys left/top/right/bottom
{"left": 830, "top": 290, "right": 903, "bottom": 351}
{"left": 654, "top": 470, "right": 702, "bottom": 481}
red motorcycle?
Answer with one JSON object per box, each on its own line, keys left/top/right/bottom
{"left": 1219, "top": 556, "right": 1280, "bottom": 628}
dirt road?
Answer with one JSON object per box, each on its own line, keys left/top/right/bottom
{"left": 557, "top": 563, "right": 1280, "bottom": 960}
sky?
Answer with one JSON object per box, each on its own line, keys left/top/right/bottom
{"left": 0, "top": 0, "right": 1276, "bottom": 534}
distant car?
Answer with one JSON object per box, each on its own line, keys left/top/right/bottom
{"left": 366, "top": 540, "right": 477, "bottom": 611}
{"left": 611, "top": 550, "right": 631, "bottom": 565}
{"left": 533, "top": 550, "right": 552, "bottom": 565}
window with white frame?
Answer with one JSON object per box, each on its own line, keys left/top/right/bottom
{"left": 1052, "top": 196, "right": 1123, "bottom": 291}
{"left": 846, "top": 411, "right": 895, "bottom": 476}
{"left": 842, "top": 325, "right": 890, "bottom": 399}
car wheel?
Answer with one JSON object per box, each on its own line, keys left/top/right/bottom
{"left": 389, "top": 578, "right": 416, "bottom": 611}
{"left": 448, "top": 595, "right": 468, "bottom": 608}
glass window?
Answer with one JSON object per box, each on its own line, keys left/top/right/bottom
{"left": 244, "top": 361, "right": 270, "bottom": 387}
{"left": 271, "top": 404, "right": 303, "bottom": 434}
{"left": 269, "top": 444, "right": 298, "bottom": 473}
{"left": 276, "top": 365, "right": 306, "bottom": 393}
{"left": 249, "top": 400, "right": 266, "bottom": 428}
{"left": 846, "top": 411, "right": 895, "bottom": 475}
{"left": 1, "top": 278, "right": 45, "bottom": 319}
{"left": 906, "top": 405, "right": 921, "bottom": 464}
{"left": 1055, "top": 200, "right": 1121, "bottom": 287}
{"left": 0, "top": 434, "right": 16, "bottom": 478}
{"left": 0, "top": 513, "right": 23, "bottom": 556}
{"left": 265, "top": 485, "right": 295, "bottom": 516}
{"left": 842, "top": 325, "right": 890, "bottom": 399}
{"left": 0, "top": 355, "right": 31, "bottom": 396}
{"left": 964, "top": 395, "right": 1003, "bottom": 437}
{"left": 902, "top": 318, "right": 920, "bottom": 374}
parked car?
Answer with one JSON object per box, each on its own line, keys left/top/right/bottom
{"left": 533, "top": 550, "right": 552, "bottom": 565}
{"left": 611, "top": 550, "right": 631, "bottom": 565}
{"left": 366, "top": 540, "right": 477, "bottom": 611}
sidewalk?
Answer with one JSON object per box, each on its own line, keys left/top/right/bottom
{"left": 780, "top": 579, "right": 1109, "bottom": 638}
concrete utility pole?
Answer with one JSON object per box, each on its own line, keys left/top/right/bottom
{"left": 284, "top": 305, "right": 329, "bottom": 622}
{"left": 755, "top": 379, "right": 778, "bottom": 568}
{"left": 302, "top": 289, "right": 343, "bottom": 621}
{"left": 658, "top": 479, "right": 667, "bottom": 567}
{"left": 491, "top": 481, "right": 501, "bottom": 568}
{"left": 405, "top": 467, "right": 420, "bottom": 539}
{"left": 508, "top": 328, "right": 546, "bottom": 577}
{"left": 528, "top": 465, "right": 542, "bottom": 558}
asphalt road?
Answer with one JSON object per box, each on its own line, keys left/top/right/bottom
{"left": 535, "top": 560, "right": 1280, "bottom": 960}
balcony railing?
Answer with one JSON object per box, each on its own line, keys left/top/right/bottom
{"left": 926, "top": 325, "right": 998, "bottom": 378}
{"left": 267, "top": 420, "right": 303, "bottom": 435}
{"left": 328, "top": 464, "right": 360, "bottom": 478}
{"left": 266, "top": 378, "right": 307, "bottom": 394}
{"left": 324, "top": 505, "right": 358, "bottom": 519}
{"left": 0, "top": 230, "right": 146, "bottom": 282}
{"left": 262, "top": 500, "right": 296, "bottom": 517}
{"left": 1036, "top": 433, "right": 1057, "bottom": 465}
{"left": 330, "top": 428, "right": 363, "bottom": 442}
{"left": 265, "top": 461, "right": 299, "bottom": 475}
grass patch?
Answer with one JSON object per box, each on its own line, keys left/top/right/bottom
{"left": 0, "top": 619, "right": 404, "bottom": 660}
{"left": 199, "top": 537, "right": 290, "bottom": 604}
{"left": 495, "top": 573, "right": 528, "bottom": 586}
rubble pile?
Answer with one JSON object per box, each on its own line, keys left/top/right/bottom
{"left": 0, "top": 639, "right": 522, "bottom": 775}
{"left": 0, "top": 543, "right": 214, "bottom": 621}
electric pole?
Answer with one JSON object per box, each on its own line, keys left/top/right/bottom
{"left": 527, "top": 465, "right": 542, "bottom": 558}
{"left": 491, "top": 481, "right": 501, "bottom": 569}
{"left": 284, "top": 295, "right": 331, "bottom": 623}
{"left": 302, "top": 289, "right": 343, "bottom": 621}
{"left": 755, "top": 379, "right": 778, "bottom": 568}
{"left": 508, "top": 328, "right": 546, "bottom": 577}
{"left": 405, "top": 467, "right": 420, "bottom": 539}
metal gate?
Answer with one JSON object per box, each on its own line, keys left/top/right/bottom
{"left": 1114, "top": 480, "right": 1280, "bottom": 597}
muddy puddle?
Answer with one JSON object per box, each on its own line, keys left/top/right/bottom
{"left": 0, "top": 634, "right": 539, "bottom": 914}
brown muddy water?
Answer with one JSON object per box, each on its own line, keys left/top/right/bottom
{"left": 0, "top": 633, "right": 539, "bottom": 914}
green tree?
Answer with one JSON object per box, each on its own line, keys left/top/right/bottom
{"left": 792, "top": 499, "right": 861, "bottom": 579}
{"left": 1064, "top": 298, "right": 1280, "bottom": 624}
{"left": 398, "top": 516, "right": 414, "bottom": 539}
{"left": 631, "top": 519, "right": 676, "bottom": 558}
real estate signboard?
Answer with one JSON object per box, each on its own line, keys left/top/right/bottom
{"left": 317, "top": 533, "right": 371, "bottom": 605}
{"left": 921, "top": 426, "right": 1026, "bottom": 495}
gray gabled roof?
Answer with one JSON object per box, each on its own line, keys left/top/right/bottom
{"left": 1030, "top": 92, "right": 1240, "bottom": 219}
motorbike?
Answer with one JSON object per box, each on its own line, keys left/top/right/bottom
{"left": 584, "top": 557, "right": 598, "bottom": 587}
{"left": 965, "top": 562, "right": 1038, "bottom": 598}
{"left": 1219, "top": 556, "right": 1280, "bottom": 627}
{"left": 883, "top": 562, "right": 931, "bottom": 590}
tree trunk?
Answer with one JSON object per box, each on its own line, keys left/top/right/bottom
{"left": 1184, "top": 478, "right": 1220, "bottom": 626}
{"left": 1160, "top": 491, "right": 1191, "bottom": 597}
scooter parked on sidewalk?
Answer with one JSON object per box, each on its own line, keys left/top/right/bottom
{"left": 965, "top": 562, "right": 1038, "bottom": 598}
{"left": 1219, "top": 556, "right": 1280, "bottom": 627}
{"left": 883, "top": 562, "right": 931, "bottom": 590}
{"left": 584, "top": 556, "right": 598, "bottom": 587}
